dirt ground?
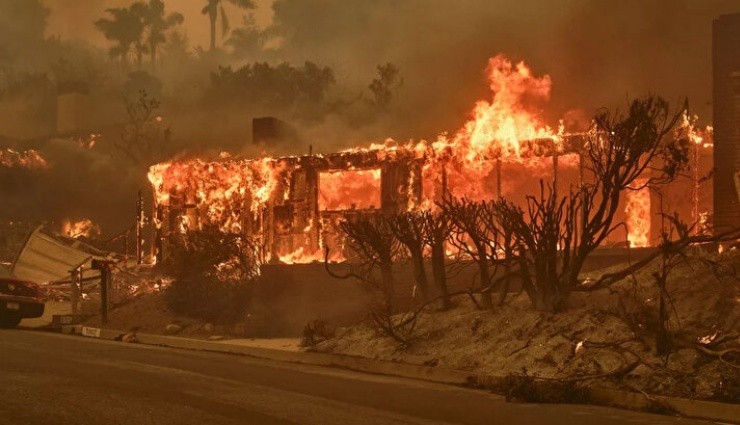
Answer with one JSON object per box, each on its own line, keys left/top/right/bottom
{"left": 315, "top": 249, "right": 740, "bottom": 401}
{"left": 78, "top": 248, "right": 739, "bottom": 401}
{"left": 84, "top": 292, "right": 216, "bottom": 338}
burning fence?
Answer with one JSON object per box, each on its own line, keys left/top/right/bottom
{"left": 147, "top": 55, "right": 713, "bottom": 264}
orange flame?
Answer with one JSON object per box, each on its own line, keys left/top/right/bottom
{"left": 148, "top": 54, "right": 648, "bottom": 264}
{"left": 625, "top": 179, "right": 650, "bottom": 248}
{"left": 450, "top": 54, "right": 561, "bottom": 163}
{"left": 62, "top": 219, "right": 101, "bottom": 239}
{"left": 319, "top": 169, "right": 381, "bottom": 211}
{"left": 0, "top": 149, "right": 48, "bottom": 170}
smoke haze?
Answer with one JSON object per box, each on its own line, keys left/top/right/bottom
{"left": 0, "top": 0, "right": 737, "bottom": 237}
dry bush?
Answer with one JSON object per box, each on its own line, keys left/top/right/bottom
{"left": 499, "top": 369, "right": 588, "bottom": 404}
{"left": 301, "top": 319, "right": 335, "bottom": 348}
{"left": 162, "top": 225, "right": 259, "bottom": 325}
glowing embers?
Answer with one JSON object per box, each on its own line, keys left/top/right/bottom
{"left": 0, "top": 148, "right": 48, "bottom": 170}
{"left": 625, "top": 179, "right": 651, "bottom": 248}
{"left": 318, "top": 169, "right": 381, "bottom": 211}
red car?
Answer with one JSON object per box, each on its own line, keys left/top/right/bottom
{"left": 0, "top": 278, "right": 45, "bottom": 328}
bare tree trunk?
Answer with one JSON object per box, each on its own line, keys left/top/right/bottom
{"left": 379, "top": 259, "right": 395, "bottom": 316}
{"left": 210, "top": 16, "right": 217, "bottom": 51}
{"left": 497, "top": 244, "right": 512, "bottom": 306}
{"left": 477, "top": 253, "right": 493, "bottom": 309}
{"left": 410, "top": 248, "right": 429, "bottom": 301}
{"left": 430, "top": 241, "right": 450, "bottom": 310}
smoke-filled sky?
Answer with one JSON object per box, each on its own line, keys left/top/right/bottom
{"left": 44, "top": 0, "right": 275, "bottom": 48}
{"left": 2, "top": 0, "right": 738, "bottom": 236}
{"left": 42, "top": 0, "right": 740, "bottom": 133}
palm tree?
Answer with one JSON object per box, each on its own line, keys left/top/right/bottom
{"left": 137, "top": 0, "right": 184, "bottom": 67}
{"left": 95, "top": 7, "right": 146, "bottom": 68}
{"left": 202, "top": 0, "right": 254, "bottom": 52}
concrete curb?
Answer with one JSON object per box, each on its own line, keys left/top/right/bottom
{"left": 62, "top": 325, "right": 739, "bottom": 424}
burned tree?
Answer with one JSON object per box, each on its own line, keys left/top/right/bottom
{"left": 334, "top": 214, "right": 401, "bottom": 320}
{"left": 441, "top": 197, "right": 499, "bottom": 309}
{"left": 574, "top": 97, "right": 688, "bottom": 274}
{"left": 492, "top": 97, "right": 689, "bottom": 312}
{"left": 493, "top": 183, "right": 580, "bottom": 312}
{"left": 117, "top": 89, "right": 171, "bottom": 168}
{"left": 421, "top": 211, "right": 453, "bottom": 310}
{"left": 481, "top": 200, "right": 518, "bottom": 306}
{"left": 388, "top": 211, "right": 430, "bottom": 301}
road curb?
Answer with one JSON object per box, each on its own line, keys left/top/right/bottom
{"left": 62, "top": 325, "right": 739, "bottom": 424}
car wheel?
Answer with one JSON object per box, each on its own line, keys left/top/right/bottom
{"left": 0, "top": 314, "right": 21, "bottom": 328}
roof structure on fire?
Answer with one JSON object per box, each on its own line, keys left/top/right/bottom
{"left": 10, "top": 226, "right": 113, "bottom": 284}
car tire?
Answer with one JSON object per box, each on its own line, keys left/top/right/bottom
{"left": 0, "top": 314, "right": 21, "bottom": 328}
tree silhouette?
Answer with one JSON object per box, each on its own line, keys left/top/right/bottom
{"left": 201, "top": 0, "right": 254, "bottom": 52}
{"left": 369, "top": 63, "right": 402, "bottom": 110}
{"left": 138, "top": 0, "right": 184, "bottom": 68}
{"left": 225, "top": 15, "right": 261, "bottom": 59}
{"left": 95, "top": 6, "right": 146, "bottom": 68}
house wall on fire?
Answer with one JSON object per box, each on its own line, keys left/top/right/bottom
{"left": 152, "top": 150, "right": 423, "bottom": 263}
{"left": 150, "top": 134, "right": 713, "bottom": 262}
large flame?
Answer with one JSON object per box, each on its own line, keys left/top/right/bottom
{"left": 319, "top": 169, "right": 381, "bottom": 211}
{"left": 148, "top": 157, "right": 283, "bottom": 234}
{"left": 147, "top": 54, "right": 650, "bottom": 264}
{"left": 450, "top": 54, "right": 560, "bottom": 162}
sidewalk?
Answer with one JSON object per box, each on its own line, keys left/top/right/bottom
{"left": 212, "top": 338, "right": 302, "bottom": 352}
{"left": 59, "top": 324, "right": 740, "bottom": 425}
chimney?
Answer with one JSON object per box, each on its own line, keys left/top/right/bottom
{"left": 252, "top": 117, "right": 297, "bottom": 146}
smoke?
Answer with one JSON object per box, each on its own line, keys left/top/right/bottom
{"left": 0, "top": 138, "right": 143, "bottom": 235}
{"left": 1, "top": 0, "right": 738, "bottom": 236}
{"left": 43, "top": 0, "right": 275, "bottom": 50}
{"left": 266, "top": 0, "right": 738, "bottom": 139}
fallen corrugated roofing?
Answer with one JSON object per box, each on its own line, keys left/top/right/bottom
{"left": 10, "top": 226, "right": 111, "bottom": 284}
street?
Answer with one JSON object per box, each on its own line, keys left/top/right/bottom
{"left": 0, "top": 330, "right": 717, "bottom": 425}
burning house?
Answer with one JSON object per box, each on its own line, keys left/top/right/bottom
{"left": 147, "top": 55, "right": 714, "bottom": 265}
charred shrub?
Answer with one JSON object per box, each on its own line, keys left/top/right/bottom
{"left": 162, "top": 226, "right": 259, "bottom": 325}
{"left": 712, "top": 372, "right": 740, "bottom": 403}
{"left": 501, "top": 369, "right": 588, "bottom": 404}
{"left": 301, "top": 319, "right": 335, "bottom": 348}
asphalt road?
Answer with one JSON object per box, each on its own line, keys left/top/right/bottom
{"left": 0, "top": 330, "right": 719, "bottom": 425}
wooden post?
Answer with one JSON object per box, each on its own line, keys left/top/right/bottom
{"left": 553, "top": 154, "right": 559, "bottom": 199}
{"left": 70, "top": 268, "right": 80, "bottom": 315}
{"left": 136, "top": 190, "right": 144, "bottom": 265}
{"left": 91, "top": 260, "right": 114, "bottom": 325}
{"left": 496, "top": 158, "right": 502, "bottom": 199}
{"left": 441, "top": 166, "right": 448, "bottom": 200}
{"left": 578, "top": 152, "right": 586, "bottom": 245}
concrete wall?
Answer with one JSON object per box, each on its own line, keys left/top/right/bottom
{"left": 252, "top": 247, "right": 655, "bottom": 336}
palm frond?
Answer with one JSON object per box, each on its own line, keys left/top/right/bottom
{"left": 228, "top": 0, "right": 255, "bottom": 9}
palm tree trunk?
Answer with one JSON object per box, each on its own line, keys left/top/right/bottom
{"left": 209, "top": 15, "right": 217, "bottom": 51}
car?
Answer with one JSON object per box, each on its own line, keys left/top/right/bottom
{"left": 0, "top": 278, "right": 45, "bottom": 328}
